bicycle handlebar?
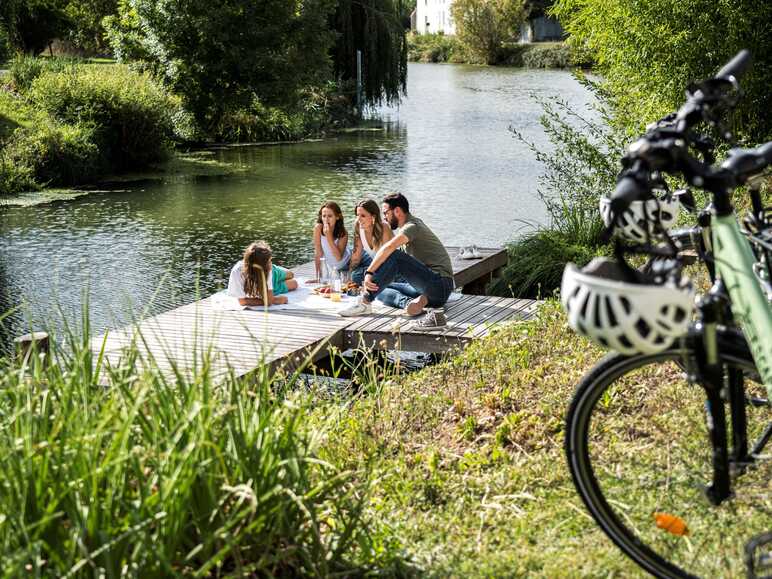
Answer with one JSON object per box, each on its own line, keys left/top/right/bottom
{"left": 716, "top": 49, "right": 752, "bottom": 80}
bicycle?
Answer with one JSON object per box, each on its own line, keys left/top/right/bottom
{"left": 560, "top": 50, "right": 772, "bottom": 578}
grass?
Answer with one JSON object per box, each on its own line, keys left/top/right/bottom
{"left": 2, "top": 291, "right": 767, "bottom": 575}
{"left": 314, "top": 297, "right": 769, "bottom": 576}
{"left": 0, "top": 318, "right": 408, "bottom": 576}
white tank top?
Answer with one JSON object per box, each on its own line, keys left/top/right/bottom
{"left": 321, "top": 235, "right": 351, "bottom": 270}
{"left": 359, "top": 226, "right": 376, "bottom": 257}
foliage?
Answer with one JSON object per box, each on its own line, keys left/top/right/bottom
{"left": 0, "top": 22, "right": 11, "bottom": 62}
{"left": 0, "top": 0, "right": 72, "bottom": 55}
{"left": 7, "top": 53, "right": 77, "bottom": 92}
{"left": 215, "top": 85, "right": 355, "bottom": 143}
{"left": 63, "top": 0, "right": 118, "bottom": 53}
{"left": 331, "top": 0, "right": 408, "bottom": 107}
{"left": 105, "top": 0, "right": 336, "bottom": 133}
{"left": 0, "top": 323, "right": 406, "bottom": 576}
{"left": 2, "top": 120, "right": 101, "bottom": 190}
{"left": 407, "top": 32, "right": 467, "bottom": 63}
{"left": 29, "top": 64, "right": 174, "bottom": 168}
{"left": 451, "top": 0, "right": 527, "bottom": 65}
{"left": 512, "top": 77, "right": 625, "bottom": 247}
{"left": 489, "top": 228, "right": 599, "bottom": 297}
{"left": 521, "top": 41, "right": 572, "bottom": 68}
{"left": 488, "top": 76, "right": 622, "bottom": 298}
{"left": 552, "top": 0, "right": 772, "bottom": 141}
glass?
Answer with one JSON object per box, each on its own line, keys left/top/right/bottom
{"left": 318, "top": 257, "right": 327, "bottom": 285}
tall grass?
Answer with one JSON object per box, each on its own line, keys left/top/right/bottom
{"left": 0, "top": 319, "right": 405, "bottom": 576}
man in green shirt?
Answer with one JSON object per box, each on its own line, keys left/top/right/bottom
{"left": 340, "top": 193, "right": 454, "bottom": 328}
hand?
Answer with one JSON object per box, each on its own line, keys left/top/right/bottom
{"left": 364, "top": 273, "right": 378, "bottom": 293}
{"left": 323, "top": 222, "right": 331, "bottom": 237}
{"left": 274, "top": 295, "right": 288, "bottom": 305}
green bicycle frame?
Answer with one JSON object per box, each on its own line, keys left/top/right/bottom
{"left": 712, "top": 213, "right": 772, "bottom": 398}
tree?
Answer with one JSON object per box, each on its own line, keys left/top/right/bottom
{"left": 331, "top": 0, "right": 408, "bottom": 108}
{"left": 105, "top": 0, "right": 336, "bottom": 132}
{"left": 451, "top": 0, "right": 527, "bottom": 65}
{"left": 64, "top": 0, "right": 117, "bottom": 54}
{"left": 0, "top": 0, "right": 71, "bottom": 55}
{"left": 552, "top": 0, "right": 772, "bottom": 141}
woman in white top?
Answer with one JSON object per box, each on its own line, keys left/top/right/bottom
{"left": 312, "top": 201, "right": 351, "bottom": 281}
{"left": 350, "top": 198, "right": 393, "bottom": 285}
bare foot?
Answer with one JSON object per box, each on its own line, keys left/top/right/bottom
{"left": 406, "top": 295, "right": 428, "bottom": 316}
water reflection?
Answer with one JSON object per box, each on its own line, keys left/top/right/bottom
{"left": 0, "top": 64, "right": 596, "bottom": 350}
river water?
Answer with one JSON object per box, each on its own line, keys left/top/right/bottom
{"left": 0, "top": 63, "right": 595, "bottom": 349}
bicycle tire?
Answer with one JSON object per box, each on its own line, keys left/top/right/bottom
{"left": 565, "top": 347, "right": 771, "bottom": 578}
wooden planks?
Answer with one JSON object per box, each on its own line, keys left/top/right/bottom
{"left": 342, "top": 294, "right": 538, "bottom": 353}
{"left": 91, "top": 244, "right": 527, "bottom": 381}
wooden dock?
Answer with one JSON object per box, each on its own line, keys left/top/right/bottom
{"left": 91, "top": 246, "right": 539, "bottom": 381}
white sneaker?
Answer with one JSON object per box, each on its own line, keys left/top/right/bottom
{"left": 470, "top": 244, "right": 482, "bottom": 259}
{"left": 339, "top": 299, "right": 372, "bottom": 317}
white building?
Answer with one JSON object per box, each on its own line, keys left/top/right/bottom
{"left": 415, "top": 0, "right": 456, "bottom": 35}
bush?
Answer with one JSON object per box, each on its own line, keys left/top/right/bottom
{"left": 2, "top": 121, "right": 101, "bottom": 190}
{"left": 0, "top": 24, "right": 11, "bottom": 63}
{"left": 451, "top": 0, "right": 527, "bottom": 65}
{"left": 0, "top": 326, "right": 405, "bottom": 575}
{"left": 7, "top": 55, "right": 78, "bottom": 93}
{"left": 489, "top": 229, "right": 600, "bottom": 298}
{"left": 29, "top": 64, "right": 174, "bottom": 168}
{"left": 407, "top": 33, "right": 464, "bottom": 63}
{"left": 216, "top": 99, "right": 306, "bottom": 143}
{"left": 521, "top": 42, "right": 573, "bottom": 68}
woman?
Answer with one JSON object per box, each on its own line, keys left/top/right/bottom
{"left": 350, "top": 198, "right": 393, "bottom": 285}
{"left": 312, "top": 201, "right": 351, "bottom": 281}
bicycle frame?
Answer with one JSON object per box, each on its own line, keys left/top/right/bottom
{"left": 712, "top": 213, "right": 772, "bottom": 398}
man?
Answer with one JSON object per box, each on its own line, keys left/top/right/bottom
{"left": 339, "top": 193, "right": 454, "bottom": 328}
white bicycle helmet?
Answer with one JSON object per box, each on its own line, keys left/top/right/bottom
{"left": 561, "top": 258, "right": 695, "bottom": 355}
{"left": 599, "top": 195, "right": 680, "bottom": 244}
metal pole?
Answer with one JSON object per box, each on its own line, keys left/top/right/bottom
{"left": 356, "top": 49, "right": 363, "bottom": 115}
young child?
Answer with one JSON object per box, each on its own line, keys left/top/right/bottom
{"left": 312, "top": 201, "right": 351, "bottom": 281}
{"left": 227, "top": 241, "right": 298, "bottom": 306}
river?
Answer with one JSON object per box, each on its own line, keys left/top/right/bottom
{"left": 0, "top": 63, "right": 596, "bottom": 350}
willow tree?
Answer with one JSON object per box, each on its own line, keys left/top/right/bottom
{"left": 331, "top": 0, "right": 408, "bottom": 108}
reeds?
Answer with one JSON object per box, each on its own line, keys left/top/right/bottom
{"left": 0, "top": 319, "right": 403, "bottom": 576}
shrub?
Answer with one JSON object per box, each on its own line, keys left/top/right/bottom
{"left": 521, "top": 42, "right": 573, "bottom": 68}
{"left": 2, "top": 121, "right": 101, "bottom": 189}
{"left": 216, "top": 101, "right": 305, "bottom": 143}
{"left": 451, "top": 0, "right": 527, "bottom": 65}
{"left": 511, "top": 76, "right": 626, "bottom": 248}
{"left": 0, "top": 322, "right": 405, "bottom": 575}
{"left": 407, "top": 33, "right": 463, "bottom": 63}
{"left": 29, "top": 65, "right": 174, "bottom": 168}
{"left": 0, "top": 23, "right": 11, "bottom": 63}
{"left": 7, "top": 55, "right": 78, "bottom": 93}
{"left": 489, "top": 228, "right": 600, "bottom": 298}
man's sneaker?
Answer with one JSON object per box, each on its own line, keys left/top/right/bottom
{"left": 410, "top": 309, "right": 447, "bottom": 330}
{"left": 405, "top": 295, "right": 428, "bottom": 316}
{"left": 339, "top": 299, "right": 372, "bottom": 317}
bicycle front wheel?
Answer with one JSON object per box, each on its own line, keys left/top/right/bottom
{"left": 566, "top": 348, "right": 771, "bottom": 578}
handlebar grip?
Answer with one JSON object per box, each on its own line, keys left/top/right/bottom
{"left": 716, "top": 49, "right": 752, "bottom": 80}
{"left": 610, "top": 175, "right": 648, "bottom": 215}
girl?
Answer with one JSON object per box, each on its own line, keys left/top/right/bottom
{"left": 313, "top": 201, "right": 351, "bottom": 281}
{"left": 227, "top": 241, "right": 298, "bottom": 306}
{"left": 350, "top": 198, "right": 394, "bottom": 284}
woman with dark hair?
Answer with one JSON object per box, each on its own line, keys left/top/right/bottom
{"left": 227, "top": 241, "right": 297, "bottom": 306}
{"left": 312, "top": 201, "right": 351, "bottom": 281}
{"left": 350, "top": 198, "right": 393, "bottom": 285}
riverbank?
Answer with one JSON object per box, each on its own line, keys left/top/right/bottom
{"left": 0, "top": 299, "right": 655, "bottom": 575}
{"left": 0, "top": 57, "right": 357, "bottom": 197}
{"left": 407, "top": 35, "right": 591, "bottom": 68}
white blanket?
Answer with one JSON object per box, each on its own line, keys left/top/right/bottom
{"left": 210, "top": 277, "right": 462, "bottom": 315}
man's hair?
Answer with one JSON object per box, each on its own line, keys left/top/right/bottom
{"left": 382, "top": 192, "right": 409, "bottom": 214}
